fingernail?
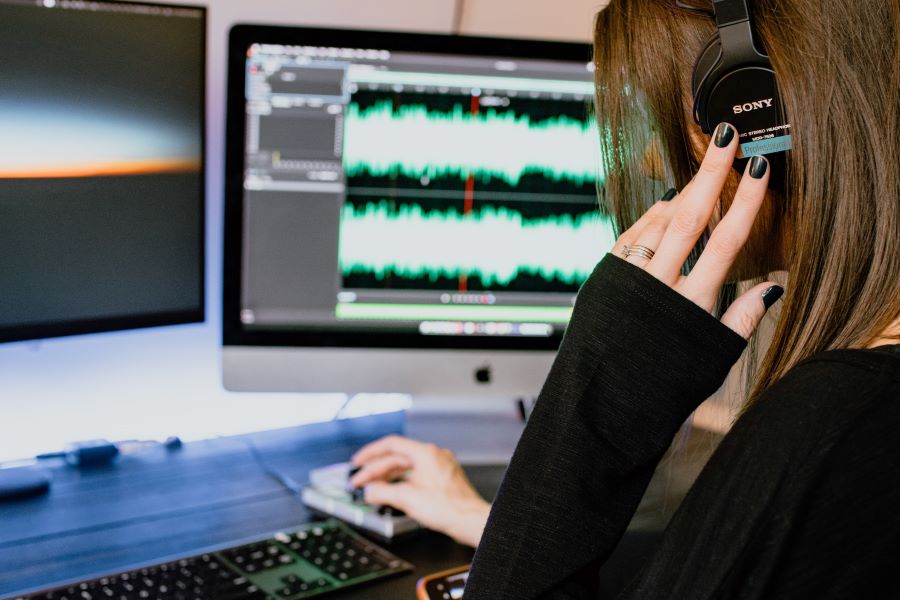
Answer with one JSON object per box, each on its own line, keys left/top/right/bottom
{"left": 762, "top": 285, "right": 784, "bottom": 310}
{"left": 661, "top": 187, "right": 678, "bottom": 201}
{"left": 749, "top": 155, "right": 769, "bottom": 179}
{"left": 714, "top": 123, "right": 736, "bottom": 148}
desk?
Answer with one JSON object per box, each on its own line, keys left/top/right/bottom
{"left": 0, "top": 412, "right": 507, "bottom": 599}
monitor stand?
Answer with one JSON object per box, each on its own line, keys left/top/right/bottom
{"left": 403, "top": 396, "right": 531, "bottom": 465}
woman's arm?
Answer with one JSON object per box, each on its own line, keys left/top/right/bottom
{"left": 464, "top": 124, "right": 779, "bottom": 599}
{"left": 464, "top": 256, "right": 746, "bottom": 599}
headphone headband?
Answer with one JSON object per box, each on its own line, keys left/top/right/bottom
{"left": 713, "top": 0, "right": 764, "bottom": 66}
{"left": 713, "top": 0, "right": 750, "bottom": 27}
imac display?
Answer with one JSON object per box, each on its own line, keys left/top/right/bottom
{"left": 223, "top": 26, "right": 615, "bottom": 395}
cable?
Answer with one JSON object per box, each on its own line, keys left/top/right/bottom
{"left": 451, "top": 0, "right": 466, "bottom": 34}
{"left": 226, "top": 394, "right": 359, "bottom": 498}
{"left": 232, "top": 437, "right": 306, "bottom": 497}
{"left": 232, "top": 393, "right": 364, "bottom": 499}
{"left": 32, "top": 436, "right": 183, "bottom": 467}
{"left": 332, "top": 395, "right": 355, "bottom": 421}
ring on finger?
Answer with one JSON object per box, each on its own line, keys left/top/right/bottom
{"left": 624, "top": 244, "right": 655, "bottom": 261}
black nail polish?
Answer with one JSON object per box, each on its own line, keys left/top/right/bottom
{"left": 661, "top": 187, "right": 678, "bottom": 201}
{"left": 714, "top": 123, "right": 735, "bottom": 148}
{"left": 749, "top": 155, "right": 769, "bottom": 179}
{"left": 762, "top": 285, "right": 784, "bottom": 310}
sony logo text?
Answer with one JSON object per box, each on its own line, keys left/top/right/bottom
{"left": 733, "top": 98, "right": 774, "bottom": 114}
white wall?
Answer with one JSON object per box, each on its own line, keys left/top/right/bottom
{"left": 0, "top": 0, "right": 607, "bottom": 463}
{"left": 459, "top": 0, "right": 605, "bottom": 41}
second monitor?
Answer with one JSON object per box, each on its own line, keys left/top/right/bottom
{"left": 223, "top": 26, "right": 616, "bottom": 397}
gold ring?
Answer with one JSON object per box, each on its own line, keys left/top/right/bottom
{"left": 624, "top": 244, "right": 655, "bottom": 261}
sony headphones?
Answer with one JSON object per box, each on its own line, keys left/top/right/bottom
{"left": 690, "top": 0, "right": 791, "bottom": 184}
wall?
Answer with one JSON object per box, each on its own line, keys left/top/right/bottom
{"left": 459, "top": 0, "right": 603, "bottom": 41}
{"left": 0, "top": 0, "right": 609, "bottom": 463}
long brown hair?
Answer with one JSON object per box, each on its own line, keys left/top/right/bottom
{"left": 592, "top": 0, "right": 900, "bottom": 408}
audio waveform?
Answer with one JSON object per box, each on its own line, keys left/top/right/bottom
{"left": 342, "top": 101, "right": 602, "bottom": 187}
{"left": 338, "top": 201, "right": 616, "bottom": 288}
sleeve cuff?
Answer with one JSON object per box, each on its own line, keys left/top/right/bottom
{"left": 559, "top": 253, "right": 747, "bottom": 420}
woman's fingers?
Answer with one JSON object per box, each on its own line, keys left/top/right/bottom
{"left": 351, "top": 434, "right": 432, "bottom": 466}
{"left": 611, "top": 201, "right": 666, "bottom": 257}
{"left": 349, "top": 454, "right": 412, "bottom": 488}
{"left": 624, "top": 204, "right": 675, "bottom": 267}
{"left": 678, "top": 155, "right": 770, "bottom": 311}
{"left": 645, "top": 123, "right": 738, "bottom": 284}
{"left": 363, "top": 481, "right": 418, "bottom": 514}
{"left": 611, "top": 124, "right": 776, "bottom": 340}
{"left": 721, "top": 282, "right": 784, "bottom": 339}
{"left": 611, "top": 188, "right": 679, "bottom": 258}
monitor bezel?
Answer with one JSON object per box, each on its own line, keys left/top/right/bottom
{"left": 0, "top": 0, "right": 207, "bottom": 345}
{"left": 223, "top": 24, "right": 595, "bottom": 351}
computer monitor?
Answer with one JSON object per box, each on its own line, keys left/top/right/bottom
{"left": 0, "top": 0, "right": 206, "bottom": 344}
{"left": 223, "top": 25, "right": 616, "bottom": 397}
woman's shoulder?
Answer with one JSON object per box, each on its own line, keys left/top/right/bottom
{"left": 793, "top": 343, "right": 900, "bottom": 378}
{"left": 720, "top": 344, "right": 899, "bottom": 468}
{"left": 620, "top": 346, "right": 899, "bottom": 599}
{"left": 742, "top": 344, "right": 899, "bottom": 423}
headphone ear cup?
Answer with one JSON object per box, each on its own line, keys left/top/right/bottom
{"left": 688, "top": 18, "right": 790, "bottom": 190}
{"left": 705, "top": 66, "right": 787, "bottom": 187}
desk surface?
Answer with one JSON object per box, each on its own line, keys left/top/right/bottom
{"left": 0, "top": 412, "right": 507, "bottom": 599}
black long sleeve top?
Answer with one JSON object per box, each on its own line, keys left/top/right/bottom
{"left": 464, "top": 254, "right": 900, "bottom": 600}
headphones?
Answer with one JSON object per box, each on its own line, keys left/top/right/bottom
{"left": 690, "top": 0, "right": 791, "bottom": 183}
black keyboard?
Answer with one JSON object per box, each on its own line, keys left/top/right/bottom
{"left": 8, "top": 519, "right": 413, "bottom": 600}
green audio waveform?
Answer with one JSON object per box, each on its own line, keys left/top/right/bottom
{"left": 342, "top": 101, "right": 603, "bottom": 186}
{"left": 338, "top": 201, "right": 617, "bottom": 286}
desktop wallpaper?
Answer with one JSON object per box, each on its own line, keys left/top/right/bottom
{"left": 0, "top": 2, "right": 204, "bottom": 331}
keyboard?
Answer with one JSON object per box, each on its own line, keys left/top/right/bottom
{"left": 8, "top": 519, "right": 413, "bottom": 600}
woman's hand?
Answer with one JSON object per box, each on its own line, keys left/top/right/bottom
{"left": 612, "top": 123, "right": 783, "bottom": 339}
{"left": 350, "top": 435, "right": 491, "bottom": 548}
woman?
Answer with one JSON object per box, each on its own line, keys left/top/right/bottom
{"left": 354, "top": 0, "right": 900, "bottom": 597}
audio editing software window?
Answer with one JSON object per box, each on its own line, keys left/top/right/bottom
{"left": 240, "top": 43, "right": 616, "bottom": 337}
